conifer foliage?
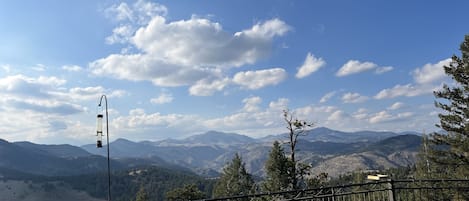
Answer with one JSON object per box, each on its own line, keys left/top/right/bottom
{"left": 263, "top": 141, "right": 290, "bottom": 192}
{"left": 212, "top": 153, "right": 255, "bottom": 198}
{"left": 166, "top": 184, "right": 205, "bottom": 201}
{"left": 430, "top": 34, "right": 469, "bottom": 178}
{"left": 135, "top": 186, "right": 148, "bottom": 201}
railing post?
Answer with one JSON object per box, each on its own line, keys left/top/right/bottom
{"left": 331, "top": 187, "right": 335, "bottom": 201}
{"left": 387, "top": 179, "right": 395, "bottom": 201}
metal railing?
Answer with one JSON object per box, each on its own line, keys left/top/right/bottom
{"left": 200, "top": 179, "right": 469, "bottom": 201}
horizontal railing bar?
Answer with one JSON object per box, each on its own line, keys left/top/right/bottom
{"left": 198, "top": 179, "right": 469, "bottom": 201}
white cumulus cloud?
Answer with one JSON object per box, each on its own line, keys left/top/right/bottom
{"left": 336, "top": 60, "right": 377, "bottom": 77}
{"left": 0, "top": 72, "right": 129, "bottom": 145}
{"left": 0, "top": 75, "right": 89, "bottom": 116}
{"left": 189, "top": 78, "right": 231, "bottom": 96}
{"left": 92, "top": 3, "right": 291, "bottom": 95}
{"left": 336, "top": 60, "right": 393, "bottom": 77}
{"left": 0, "top": 74, "right": 65, "bottom": 98}
{"left": 295, "top": 53, "right": 325, "bottom": 79}
{"left": 131, "top": 16, "right": 289, "bottom": 68}
{"left": 233, "top": 68, "right": 287, "bottom": 90}
{"left": 412, "top": 58, "right": 451, "bottom": 84}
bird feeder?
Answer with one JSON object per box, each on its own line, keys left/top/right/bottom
{"left": 96, "top": 114, "right": 103, "bottom": 148}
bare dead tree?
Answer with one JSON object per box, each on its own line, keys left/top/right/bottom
{"left": 283, "top": 109, "right": 314, "bottom": 189}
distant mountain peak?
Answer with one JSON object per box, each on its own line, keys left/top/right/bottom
{"left": 313, "top": 126, "right": 334, "bottom": 131}
{"left": 113, "top": 138, "right": 135, "bottom": 143}
{"left": 0, "top": 138, "right": 10, "bottom": 144}
{"left": 260, "top": 127, "right": 400, "bottom": 143}
{"left": 184, "top": 130, "right": 256, "bottom": 145}
{"left": 205, "top": 130, "right": 223, "bottom": 134}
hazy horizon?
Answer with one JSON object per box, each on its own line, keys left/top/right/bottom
{"left": 3, "top": 127, "right": 424, "bottom": 146}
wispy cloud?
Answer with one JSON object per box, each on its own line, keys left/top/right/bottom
{"left": 31, "top": 64, "right": 46, "bottom": 72}
{"left": 105, "top": 0, "right": 167, "bottom": 24}
{"left": 388, "top": 102, "right": 404, "bottom": 110}
{"left": 352, "top": 108, "right": 369, "bottom": 120}
{"left": 319, "top": 91, "right": 336, "bottom": 103}
{"left": 112, "top": 98, "right": 289, "bottom": 139}
{"left": 62, "top": 65, "right": 83, "bottom": 72}
{"left": 1, "top": 64, "right": 11, "bottom": 73}
{"left": 6, "top": 99, "right": 84, "bottom": 115}
{"left": 369, "top": 111, "right": 413, "bottom": 124}
{"left": 242, "top": 96, "right": 262, "bottom": 112}
{"left": 375, "top": 66, "right": 393, "bottom": 74}
{"left": 151, "top": 92, "right": 174, "bottom": 104}
{"left": 374, "top": 59, "right": 450, "bottom": 99}
{"left": 341, "top": 92, "right": 369, "bottom": 103}
{"left": 0, "top": 74, "right": 65, "bottom": 99}
{"left": 327, "top": 110, "right": 349, "bottom": 121}
{"left": 52, "top": 86, "right": 126, "bottom": 101}
{"left": 374, "top": 84, "right": 433, "bottom": 99}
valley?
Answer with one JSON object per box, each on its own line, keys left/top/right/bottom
{"left": 0, "top": 127, "right": 423, "bottom": 200}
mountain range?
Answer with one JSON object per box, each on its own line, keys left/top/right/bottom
{"left": 0, "top": 127, "right": 423, "bottom": 179}
{"left": 81, "top": 127, "right": 422, "bottom": 177}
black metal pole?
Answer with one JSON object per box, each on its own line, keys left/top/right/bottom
{"left": 99, "top": 95, "right": 111, "bottom": 201}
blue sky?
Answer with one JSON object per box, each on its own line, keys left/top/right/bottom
{"left": 0, "top": 0, "right": 468, "bottom": 145}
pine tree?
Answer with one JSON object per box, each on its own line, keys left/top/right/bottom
{"left": 415, "top": 133, "right": 433, "bottom": 179}
{"left": 430, "top": 34, "right": 469, "bottom": 179}
{"left": 135, "top": 185, "right": 148, "bottom": 201}
{"left": 166, "top": 184, "right": 205, "bottom": 201}
{"left": 212, "top": 153, "right": 255, "bottom": 198}
{"left": 306, "top": 172, "right": 329, "bottom": 189}
{"left": 263, "top": 141, "right": 290, "bottom": 192}
{"left": 415, "top": 133, "right": 448, "bottom": 179}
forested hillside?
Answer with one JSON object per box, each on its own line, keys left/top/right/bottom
{"left": 0, "top": 128, "right": 424, "bottom": 201}
{"left": 82, "top": 128, "right": 421, "bottom": 177}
